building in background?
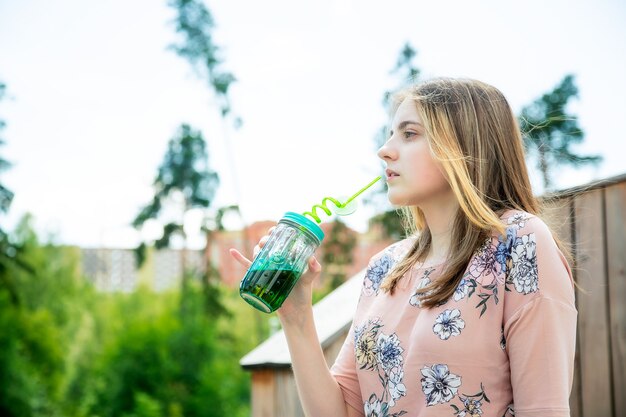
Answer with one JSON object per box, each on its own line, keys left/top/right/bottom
{"left": 81, "top": 247, "right": 205, "bottom": 292}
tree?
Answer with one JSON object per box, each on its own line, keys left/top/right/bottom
{"left": 133, "top": 124, "right": 218, "bottom": 271}
{"left": 167, "top": 0, "right": 248, "bottom": 307}
{"left": 78, "top": 285, "right": 249, "bottom": 417}
{"left": 0, "top": 216, "right": 88, "bottom": 417}
{"left": 367, "top": 43, "right": 421, "bottom": 239}
{"left": 519, "top": 74, "right": 602, "bottom": 190}
{"left": 168, "top": 0, "right": 239, "bottom": 124}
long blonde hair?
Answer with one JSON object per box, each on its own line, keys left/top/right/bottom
{"left": 380, "top": 78, "right": 543, "bottom": 307}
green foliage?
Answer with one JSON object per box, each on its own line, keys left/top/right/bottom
{"left": 168, "top": 0, "right": 238, "bottom": 122}
{"left": 0, "top": 217, "right": 88, "bottom": 417}
{"left": 519, "top": 74, "right": 602, "bottom": 189}
{"left": 1, "top": 85, "right": 65, "bottom": 416}
{"left": 0, "top": 293, "right": 62, "bottom": 417}
{"left": 61, "top": 284, "right": 247, "bottom": 417}
{"left": 77, "top": 284, "right": 253, "bottom": 417}
{"left": 198, "top": 264, "right": 230, "bottom": 319}
{"left": 123, "top": 392, "right": 163, "bottom": 417}
{"left": 0, "top": 218, "right": 257, "bottom": 417}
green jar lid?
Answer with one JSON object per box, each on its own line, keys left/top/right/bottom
{"left": 282, "top": 212, "right": 325, "bottom": 243}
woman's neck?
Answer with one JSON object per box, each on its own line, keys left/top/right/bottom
{"left": 420, "top": 192, "right": 459, "bottom": 264}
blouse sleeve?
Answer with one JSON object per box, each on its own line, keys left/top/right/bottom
{"left": 330, "top": 322, "right": 365, "bottom": 416}
{"left": 503, "top": 216, "right": 577, "bottom": 417}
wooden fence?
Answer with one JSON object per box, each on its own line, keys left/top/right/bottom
{"left": 542, "top": 174, "right": 626, "bottom": 417}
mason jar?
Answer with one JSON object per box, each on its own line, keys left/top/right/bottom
{"left": 239, "top": 212, "right": 325, "bottom": 313}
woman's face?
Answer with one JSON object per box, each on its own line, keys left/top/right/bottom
{"left": 377, "top": 98, "right": 453, "bottom": 207}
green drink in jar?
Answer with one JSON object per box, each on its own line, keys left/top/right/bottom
{"left": 239, "top": 212, "right": 324, "bottom": 313}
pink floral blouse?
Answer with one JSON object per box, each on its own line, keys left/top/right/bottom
{"left": 330, "top": 211, "right": 577, "bottom": 417}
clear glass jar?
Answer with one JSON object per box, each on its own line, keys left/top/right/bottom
{"left": 239, "top": 212, "right": 325, "bottom": 313}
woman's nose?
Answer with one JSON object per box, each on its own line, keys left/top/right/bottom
{"left": 377, "top": 139, "right": 396, "bottom": 161}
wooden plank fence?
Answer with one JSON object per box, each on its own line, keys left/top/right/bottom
{"left": 542, "top": 174, "right": 626, "bottom": 417}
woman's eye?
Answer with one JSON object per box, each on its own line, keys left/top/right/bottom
{"left": 403, "top": 131, "right": 417, "bottom": 139}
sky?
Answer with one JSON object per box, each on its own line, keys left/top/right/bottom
{"left": 0, "top": 0, "right": 625, "bottom": 249}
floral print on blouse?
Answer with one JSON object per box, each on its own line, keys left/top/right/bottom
{"left": 330, "top": 211, "right": 577, "bottom": 417}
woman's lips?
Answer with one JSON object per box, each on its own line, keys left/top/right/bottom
{"left": 385, "top": 169, "right": 400, "bottom": 180}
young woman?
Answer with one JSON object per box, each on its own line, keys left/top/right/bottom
{"left": 231, "top": 78, "right": 577, "bottom": 417}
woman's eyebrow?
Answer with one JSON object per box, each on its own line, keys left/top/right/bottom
{"left": 397, "top": 120, "right": 423, "bottom": 129}
{"left": 390, "top": 120, "right": 423, "bottom": 134}
{"left": 388, "top": 120, "right": 424, "bottom": 136}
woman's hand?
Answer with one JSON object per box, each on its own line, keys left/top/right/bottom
{"left": 228, "top": 227, "right": 323, "bottom": 322}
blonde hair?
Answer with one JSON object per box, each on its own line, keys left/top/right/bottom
{"left": 380, "top": 78, "right": 544, "bottom": 307}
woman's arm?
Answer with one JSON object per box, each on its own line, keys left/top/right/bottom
{"left": 278, "top": 275, "right": 359, "bottom": 417}
{"left": 503, "top": 216, "right": 577, "bottom": 416}
{"left": 230, "top": 249, "right": 360, "bottom": 417}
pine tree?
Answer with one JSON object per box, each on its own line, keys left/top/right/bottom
{"left": 165, "top": 0, "right": 242, "bottom": 317}
{"left": 168, "top": 0, "right": 238, "bottom": 124}
{"left": 519, "top": 74, "right": 602, "bottom": 189}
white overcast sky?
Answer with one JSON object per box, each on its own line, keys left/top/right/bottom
{"left": 0, "top": 0, "right": 625, "bottom": 248}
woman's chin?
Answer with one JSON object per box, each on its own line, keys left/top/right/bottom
{"left": 387, "top": 192, "right": 411, "bottom": 207}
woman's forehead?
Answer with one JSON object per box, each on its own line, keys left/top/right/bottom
{"left": 391, "top": 98, "right": 423, "bottom": 126}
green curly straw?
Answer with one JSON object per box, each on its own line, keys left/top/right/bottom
{"left": 302, "top": 176, "right": 382, "bottom": 223}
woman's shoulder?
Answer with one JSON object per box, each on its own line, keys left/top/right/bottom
{"left": 497, "top": 209, "right": 574, "bottom": 306}
{"left": 498, "top": 209, "right": 552, "bottom": 239}
{"left": 496, "top": 209, "right": 566, "bottom": 280}
{"left": 499, "top": 208, "right": 535, "bottom": 226}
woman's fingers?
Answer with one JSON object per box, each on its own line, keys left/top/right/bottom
{"left": 308, "top": 256, "right": 321, "bottom": 273}
{"left": 231, "top": 227, "right": 276, "bottom": 267}
{"left": 254, "top": 232, "right": 273, "bottom": 257}
{"left": 229, "top": 248, "right": 252, "bottom": 268}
